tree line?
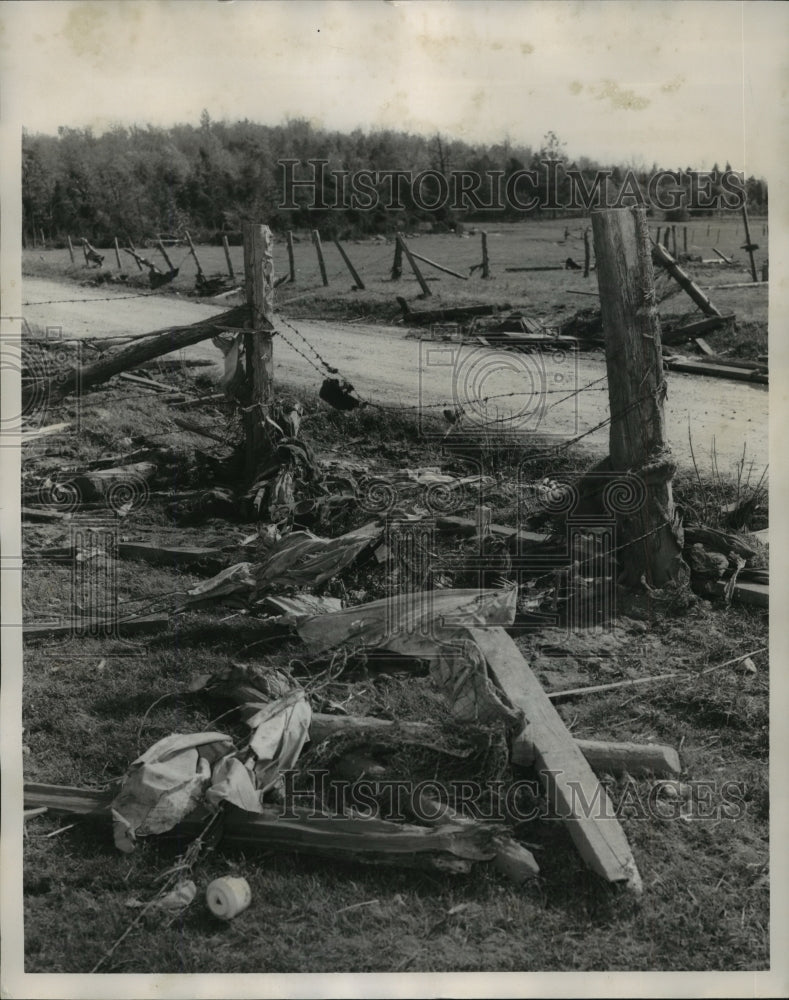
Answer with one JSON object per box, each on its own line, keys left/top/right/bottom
{"left": 21, "top": 113, "right": 768, "bottom": 246}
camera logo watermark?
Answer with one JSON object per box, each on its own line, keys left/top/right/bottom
{"left": 418, "top": 341, "right": 578, "bottom": 441}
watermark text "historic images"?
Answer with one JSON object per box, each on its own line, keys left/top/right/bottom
{"left": 280, "top": 159, "right": 746, "bottom": 213}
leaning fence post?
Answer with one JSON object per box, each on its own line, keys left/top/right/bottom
{"left": 591, "top": 207, "right": 687, "bottom": 588}
{"left": 222, "top": 235, "right": 236, "bottom": 280}
{"left": 243, "top": 223, "right": 275, "bottom": 475}
{"left": 740, "top": 204, "right": 759, "bottom": 283}
{"left": 114, "top": 237, "right": 122, "bottom": 270}
{"left": 397, "top": 234, "right": 432, "bottom": 297}
{"left": 333, "top": 239, "right": 365, "bottom": 290}
{"left": 311, "top": 229, "right": 329, "bottom": 286}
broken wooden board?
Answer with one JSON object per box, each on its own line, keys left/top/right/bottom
{"left": 660, "top": 313, "right": 734, "bottom": 345}
{"left": 693, "top": 337, "right": 715, "bottom": 357}
{"left": 22, "top": 784, "right": 496, "bottom": 874}
{"left": 21, "top": 506, "right": 72, "bottom": 522}
{"left": 713, "top": 579, "right": 768, "bottom": 608}
{"left": 23, "top": 613, "right": 169, "bottom": 640}
{"left": 117, "top": 372, "right": 177, "bottom": 392}
{"left": 309, "top": 713, "right": 681, "bottom": 778}
{"left": 665, "top": 358, "right": 768, "bottom": 384}
{"left": 116, "top": 542, "right": 229, "bottom": 573}
{"left": 468, "top": 626, "right": 642, "bottom": 891}
{"left": 435, "top": 515, "right": 552, "bottom": 550}
{"left": 20, "top": 422, "right": 72, "bottom": 442}
{"left": 513, "top": 736, "right": 680, "bottom": 776}
{"left": 397, "top": 296, "right": 512, "bottom": 325}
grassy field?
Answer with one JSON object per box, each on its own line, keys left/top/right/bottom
{"left": 22, "top": 216, "right": 769, "bottom": 351}
{"left": 20, "top": 358, "right": 769, "bottom": 974}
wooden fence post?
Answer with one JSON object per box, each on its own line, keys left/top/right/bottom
{"left": 651, "top": 242, "right": 722, "bottom": 316}
{"left": 156, "top": 240, "right": 176, "bottom": 273}
{"left": 682, "top": 227, "right": 687, "bottom": 253}
{"left": 184, "top": 231, "right": 204, "bottom": 281}
{"left": 391, "top": 236, "right": 403, "bottom": 280}
{"left": 663, "top": 226, "right": 671, "bottom": 249}
{"left": 82, "top": 240, "right": 90, "bottom": 266}
{"left": 481, "top": 231, "right": 490, "bottom": 279}
{"left": 286, "top": 231, "right": 295, "bottom": 283}
{"left": 655, "top": 226, "right": 661, "bottom": 246}
{"left": 66, "top": 235, "right": 75, "bottom": 264}
{"left": 333, "top": 239, "right": 365, "bottom": 289}
{"left": 591, "top": 207, "right": 687, "bottom": 588}
{"left": 114, "top": 238, "right": 122, "bottom": 270}
{"left": 397, "top": 234, "right": 432, "bottom": 296}
{"left": 127, "top": 238, "right": 144, "bottom": 271}
{"left": 311, "top": 229, "right": 329, "bottom": 286}
{"left": 583, "top": 229, "right": 590, "bottom": 278}
{"left": 740, "top": 204, "right": 759, "bottom": 283}
{"left": 40, "top": 228, "right": 46, "bottom": 247}
{"left": 222, "top": 235, "right": 236, "bottom": 280}
{"left": 671, "top": 225, "right": 677, "bottom": 257}
{"left": 243, "top": 223, "right": 275, "bottom": 474}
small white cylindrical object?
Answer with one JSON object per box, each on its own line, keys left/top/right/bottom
{"left": 206, "top": 876, "right": 252, "bottom": 919}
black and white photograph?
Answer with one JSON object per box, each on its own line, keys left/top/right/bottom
{"left": 1, "top": 1, "right": 786, "bottom": 996}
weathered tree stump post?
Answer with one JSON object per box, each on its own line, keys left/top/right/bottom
{"left": 397, "top": 234, "right": 432, "bottom": 297}
{"left": 481, "top": 231, "right": 490, "bottom": 279}
{"left": 286, "top": 231, "right": 295, "bottom": 283}
{"left": 66, "top": 235, "right": 75, "bottom": 264}
{"left": 333, "top": 239, "right": 365, "bottom": 289}
{"left": 583, "top": 228, "right": 590, "bottom": 277}
{"left": 222, "top": 235, "right": 236, "bottom": 280}
{"left": 243, "top": 223, "right": 275, "bottom": 476}
{"left": 113, "top": 238, "right": 122, "bottom": 270}
{"left": 591, "top": 207, "right": 687, "bottom": 588}
{"left": 391, "top": 235, "right": 403, "bottom": 280}
{"left": 311, "top": 229, "right": 329, "bottom": 286}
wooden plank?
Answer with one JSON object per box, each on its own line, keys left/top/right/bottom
{"left": 468, "top": 626, "right": 642, "bottom": 891}
{"left": 22, "top": 784, "right": 494, "bottom": 873}
{"left": 703, "top": 282, "right": 767, "bottom": 291}
{"left": 310, "top": 713, "right": 681, "bottom": 777}
{"left": 693, "top": 337, "right": 715, "bottom": 357}
{"left": 21, "top": 506, "right": 71, "bottom": 522}
{"left": 407, "top": 248, "right": 468, "bottom": 281}
{"left": 713, "top": 579, "right": 768, "bottom": 608}
{"left": 24, "top": 613, "right": 169, "bottom": 640}
{"left": 117, "top": 372, "right": 175, "bottom": 392}
{"left": 666, "top": 358, "right": 768, "bottom": 384}
{"left": 21, "top": 422, "right": 71, "bottom": 442}
{"left": 397, "top": 297, "right": 512, "bottom": 324}
{"left": 661, "top": 314, "right": 733, "bottom": 345}
{"left": 434, "top": 514, "right": 551, "bottom": 549}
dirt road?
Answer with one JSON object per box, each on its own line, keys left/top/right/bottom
{"left": 23, "top": 277, "right": 768, "bottom": 474}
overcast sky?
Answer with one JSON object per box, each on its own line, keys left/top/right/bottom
{"left": 2, "top": 0, "right": 788, "bottom": 176}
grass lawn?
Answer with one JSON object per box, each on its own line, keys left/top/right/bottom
{"left": 19, "top": 359, "right": 769, "bottom": 974}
